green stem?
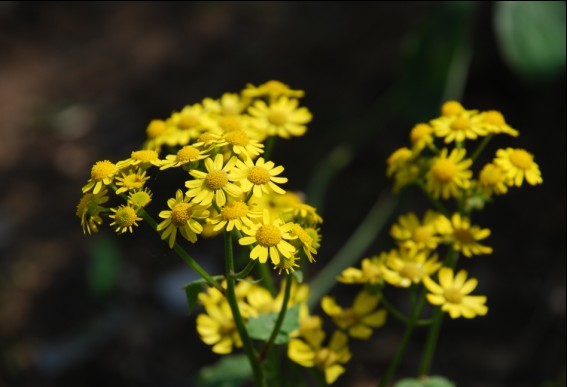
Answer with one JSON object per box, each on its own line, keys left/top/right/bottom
{"left": 257, "top": 260, "right": 276, "bottom": 296}
{"left": 259, "top": 275, "right": 293, "bottom": 362}
{"left": 417, "top": 182, "right": 450, "bottom": 217}
{"left": 263, "top": 136, "right": 277, "bottom": 160}
{"left": 418, "top": 307, "right": 444, "bottom": 376}
{"left": 470, "top": 134, "right": 493, "bottom": 162}
{"left": 234, "top": 259, "right": 257, "bottom": 279}
{"left": 380, "top": 293, "right": 433, "bottom": 326}
{"left": 224, "top": 231, "right": 264, "bottom": 386}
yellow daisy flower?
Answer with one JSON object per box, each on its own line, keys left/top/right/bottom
{"left": 382, "top": 248, "right": 441, "bottom": 288}
{"left": 386, "top": 147, "right": 419, "bottom": 192}
{"left": 117, "top": 149, "right": 161, "bottom": 169}
{"left": 127, "top": 188, "right": 153, "bottom": 209}
{"left": 231, "top": 157, "right": 288, "bottom": 198}
{"left": 82, "top": 160, "right": 119, "bottom": 194}
{"left": 109, "top": 205, "right": 143, "bottom": 234}
{"left": 426, "top": 148, "right": 472, "bottom": 199}
{"left": 185, "top": 154, "right": 242, "bottom": 207}
{"left": 274, "top": 255, "right": 301, "bottom": 275}
{"left": 410, "top": 123, "right": 434, "bottom": 151}
{"left": 430, "top": 109, "right": 487, "bottom": 144}
{"left": 289, "top": 223, "right": 318, "bottom": 263}
{"left": 337, "top": 253, "right": 387, "bottom": 285}
{"left": 220, "top": 128, "right": 264, "bottom": 160}
{"left": 321, "top": 290, "right": 386, "bottom": 339}
{"left": 196, "top": 300, "right": 242, "bottom": 354}
{"left": 157, "top": 189, "right": 209, "bottom": 248}
{"left": 289, "top": 303, "right": 325, "bottom": 348}
{"left": 440, "top": 100, "right": 465, "bottom": 116}
{"left": 494, "top": 148, "right": 543, "bottom": 187}
{"left": 478, "top": 110, "right": 519, "bottom": 137}
{"left": 272, "top": 191, "right": 323, "bottom": 224}
{"left": 143, "top": 119, "right": 168, "bottom": 151}
{"left": 288, "top": 330, "right": 351, "bottom": 385}
{"left": 114, "top": 168, "right": 150, "bottom": 194}
{"left": 209, "top": 199, "right": 262, "bottom": 232}
{"left": 203, "top": 93, "right": 245, "bottom": 117}
{"left": 248, "top": 96, "right": 312, "bottom": 139}
{"left": 443, "top": 213, "right": 492, "bottom": 257}
{"left": 390, "top": 211, "right": 446, "bottom": 253}
{"left": 159, "top": 145, "right": 209, "bottom": 170}
{"left": 423, "top": 267, "right": 488, "bottom": 319}
{"left": 238, "top": 211, "right": 297, "bottom": 265}
{"left": 477, "top": 162, "right": 509, "bottom": 196}
{"left": 242, "top": 80, "right": 305, "bottom": 101}
{"left": 76, "top": 188, "right": 109, "bottom": 235}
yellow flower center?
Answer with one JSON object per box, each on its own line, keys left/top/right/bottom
{"left": 221, "top": 201, "right": 249, "bottom": 220}
{"left": 132, "top": 150, "right": 159, "bottom": 162}
{"left": 256, "top": 224, "right": 281, "bottom": 247}
{"left": 450, "top": 117, "right": 470, "bottom": 132}
{"left": 91, "top": 160, "right": 117, "bottom": 181}
{"left": 444, "top": 287, "right": 463, "bottom": 303}
{"left": 177, "top": 146, "right": 201, "bottom": 162}
{"left": 171, "top": 202, "right": 193, "bottom": 226}
{"left": 178, "top": 113, "right": 199, "bottom": 129}
{"left": 205, "top": 170, "right": 228, "bottom": 191}
{"left": 441, "top": 101, "right": 464, "bottom": 116}
{"left": 453, "top": 228, "right": 474, "bottom": 244}
{"left": 412, "top": 226, "right": 433, "bottom": 243}
{"left": 224, "top": 129, "right": 249, "bottom": 146}
{"left": 400, "top": 262, "right": 422, "bottom": 280}
{"left": 509, "top": 149, "right": 533, "bottom": 170}
{"left": 275, "top": 255, "right": 298, "bottom": 274}
{"left": 268, "top": 110, "right": 287, "bottom": 126}
{"left": 410, "top": 123, "right": 432, "bottom": 144}
{"left": 218, "top": 318, "right": 235, "bottom": 335}
{"left": 483, "top": 110, "right": 505, "bottom": 126}
{"left": 146, "top": 119, "right": 166, "bottom": 138}
{"left": 129, "top": 190, "right": 152, "bottom": 208}
{"left": 432, "top": 159, "right": 457, "bottom": 182}
{"left": 114, "top": 206, "right": 138, "bottom": 227}
{"left": 248, "top": 166, "right": 271, "bottom": 185}
{"left": 219, "top": 116, "right": 242, "bottom": 132}
{"left": 387, "top": 148, "right": 412, "bottom": 165}
{"left": 480, "top": 164, "right": 503, "bottom": 185}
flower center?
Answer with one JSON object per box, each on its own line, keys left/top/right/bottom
{"left": 432, "top": 159, "right": 457, "bottom": 182}
{"left": 400, "top": 262, "right": 422, "bottom": 280}
{"left": 177, "top": 146, "right": 201, "bottom": 162}
{"left": 178, "top": 114, "right": 199, "bottom": 129}
{"left": 132, "top": 150, "right": 159, "bottom": 162}
{"left": 509, "top": 149, "right": 533, "bottom": 170}
{"left": 219, "top": 116, "right": 242, "bottom": 132}
{"left": 114, "top": 206, "right": 138, "bottom": 227}
{"left": 388, "top": 148, "right": 412, "bottom": 165}
{"left": 483, "top": 110, "right": 505, "bottom": 126}
{"left": 205, "top": 170, "right": 228, "bottom": 191}
{"left": 91, "top": 160, "right": 117, "bottom": 181}
{"left": 410, "top": 123, "right": 432, "bottom": 143}
{"left": 171, "top": 203, "right": 193, "bottom": 226}
{"left": 412, "top": 226, "right": 433, "bottom": 243}
{"left": 450, "top": 117, "right": 470, "bottom": 132}
{"left": 218, "top": 318, "right": 235, "bottom": 335}
{"left": 268, "top": 110, "right": 287, "bottom": 126}
{"left": 146, "top": 119, "right": 166, "bottom": 138}
{"left": 248, "top": 166, "right": 271, "bottom": 185}
{"left": 225, "top": 130, "right": 249, "bottom": 146}
{"left": 453, "top": 228, "right": 474, "bottom": 244}
{"left": 441, "top": 101, "right": 464, "bottom": 116}
{"left": 221, "top": 201, "right": 249, "bottom": 220}
{"left": 198, "top": 132, "right": 217, "bottom": 143}
{"left": 129, "top": 190, "right": 152, "bottom": 208}
{"left": 256, "top": 224, "right": 282, "bottom": 247}
{"left": 275, "top": 255, "right": 299, "bottom": 274}
{"left": 444, "top": 287, "right": 463, "bottom": 303}
{"left": 480, "top": 164, "right": 503, "bottom": 185}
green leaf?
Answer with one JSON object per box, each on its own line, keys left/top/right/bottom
{"left": 195, "top": 354, "right": 251, "bottom": 387}
{"left": 183, "top": 279, "right": 207, "bottom": 314}
{"left": 292, "top": 270, "right": 304, "bottom": 284}
{"left": 246, "top": 304, "right": 300, "bottom": 345}
{"left": 395, "top": 375, "right": 456, "bottom": 387}
{"left": 87, "top": 235, "right": 122, "bottom": 299}
{"left": 494, "top": 1, "right": 566, "bottom": 80}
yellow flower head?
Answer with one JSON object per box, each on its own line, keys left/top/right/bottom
{"left": 76, "top": 188, "right": 109, "bottom": 235}
{"left": 478, "top": 110, "right": 519, "bottom": 137}
{"left": 209, "top": 199, "right": 262, "bottom": 232}
{"left": 382, "top": 248, "right": 441, "bottom": 288}
{"left": 203, "top": 93, "right": 245, "bottom": 117}
{"left": 494, "top": 148, "right": 543, "bottom": 187}
{"left": 426, "top": 148, "right": 472, "bottom": 199}
{"left": 338, "top": 254, "right": 387, "bottom": 285}
{"left": 423, "top": 267, "right": 488, "bottom": 319}
{"left": 410, "top": 123, "right": 434, "bottom": 151}
{"left": 109, "top": 205, "right": 143, "bottom": 234}
{"left": 440, "top": 100, "right": 465, "bottom": 116}
{"left": 159, "top": 145, "right": 209, "bottom": 170}
{"left": 390, "top": 211, "right": 446, "bottom": 253}
{"left": 431, "top": 109, "right": 487, "bottom": 144}
{"left": 117, "top": 149, "right": 161, "bottom": 169}
{"left": 196, "top": 300, "right": 242, "bottom": 354}
{"left": 231, "top": 157, "right": 288, "bottom": 198}
{"left": 82, "top": 160, "right": 119, "bottom": 194}
{"left": 249, "top": 96, "right": 312, "bottom": 139}
{"left": 127, "top": 188, "right": 153, "bottom": 209}
{"left": 289, "top": 223, "right": 318, "bottom": 263}
{"left": 477, "top": 162, "right": 508, "bottom": 196}
{"left": 243, "top": 80, "right": 305, "bottom": 101}
{"left": 157, "top": 189, "right": 209, "bottom": 248}
{"left": 321, "top": 290, "right": 386, "bottom": 339}
{"left": 114, "top": 168, "right": 150, "bottom": 194}
{"left": 221, "top": 128, "right": 265, "bottom": 160}
{"left": 443, "top": 213, "right": 492, "bottom": 257}
{"left": 185, "top": 154, "right": 242, "bottom": 207}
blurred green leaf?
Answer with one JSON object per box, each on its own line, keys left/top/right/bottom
{"left": 87, "top": 235, "right": 122, "bottom": 299}
{"left": 184, "top": 279, "right": 207, "bottom": 314}
{"left": 195, "top": 354, "right": 251, "bottom": 387}
{"left": 494, "top": 1, "right": 566, "bottom": 80}
{"left": 395, "top": 375, "right": 455, "bottom": 387}
{"left": 246, "top": 304, "right": 300, "bottom": 345}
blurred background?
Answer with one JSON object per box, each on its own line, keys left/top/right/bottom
{"left": 0, "top": 2, "right": 565, "bottom": 386}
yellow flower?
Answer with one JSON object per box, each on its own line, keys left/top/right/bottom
{"left": 478, "top": 110, "right": 519, "bottom": 137}
{"left": 382, "top": 248, "right": 441, "bottom": 288}
{"left": 185, "top": 154, "right": 242, "bottom": 207}
{"left": 196, "top": 300, "right": 242, "bottom": 354}
{"left": 386, "top": 147, "right": 419, "bottom": 192}
{"left": 288, "top": 330, "right": 351, "bottom": 384}
{"left": 157, "top": 189, "right": 209, "bottom": 248}
{"left": 127, "top": 188, "right": 153, "bottom": 209}
{"left": 337, "top": 254, "right": 387, "bottom": 285}
{"left": 494, "top": 148, "right": 543, "bottom": 187}
{"left": 220, "top": 128, "right": 265, "bottom": 160}
{"left": 274, "top": 191, "right": 323, "bottom": 225}
{"left": 117, "top": 150, "right": 161, "bottom": 169}
{"left": 440, "top": 100, "right": 465, "bottom": 116}
{"left": 109, "top": 205, "right": 143, "bottom": 234}
{"left": 410, "top": 123, "right": 434, "bottom": 151}
{"left": 209, "top": 200, "right": 262, "bottom": 232}
{"left": 82, "top": 160, "right": 119, "bottom": 194}
{"left": 143, "top": 119, "right": 168, "bottom": 151}
{"left": 203, "top": 93, "right": 245, "bottom": 117}
{"left": 423, "top": 268, "right": 488, "bottom": 319}
{"left": 443, "top": 213, "right": 492, "bottom": 257}
{"left": 390, "top": 211, "right": 446, "bottom": 253}
{"left": 159, "top": 145, "right": 209, "bottom": 170}
{"left": 114, "top": 168, "right": 150, "bottom": 194}
{"left": 249, "top": 96, "right": 312, "bottom": 139}
{"left": 426, "top": 148, "right": 472, "bottom": 199}
{"left": 76, "top": 188, "right": 109, "bottom": 235}
{"left": 231, "top": 157, "right": 288, "bottom": 198}
{"left": 321, "top": 290, "right": 386, "bottom": 339}
{"left": 239, "top": 211, "right": 297, "bottom": 265}
{"left": 431, "top": 109, "right": 487, "bottom": 143}
{"left": 477, "top": 162, "right": 508, "bottom": 196}
{"left": 386, "top": 147, "right": 413, "bottom": 177}
{"left": 289, "top": 223, "right": 318, "bottom": 263}
{"left": 242, "top": 80, "right": 305, "bottom": 101}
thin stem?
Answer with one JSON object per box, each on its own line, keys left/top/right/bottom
{"left": 470, "top": 134, "right": 494, "bottom": 162}
{"left": 259, "top": 275, "right": 293, "bottom": 362}
{"left": 233, "top": 259, "right": 257, "bottom": 279}
{"left": 263, "top": 136, "right": 276, "bottom": 160}
{"left": 380, "top": 293, "right": 433, "bottom": 326}
{"left": 417, "top": 182, "right": 450, "bottom": 217}
{"left": 418, "top": 307, "right": 444, "bottom": 376}
{"left": 224, "top": 231, "right": 264, "bottom": 386}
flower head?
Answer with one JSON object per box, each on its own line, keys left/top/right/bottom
{"left": 494, "top": 148, "right": 542, "bottom": 187}
{"left": 109, "top": 205, "right": 143, "bottom": 234}
{"left": 159, "top": 145, "right": 209, "bottom": 170}
{"left": 431, "top": 109, "right": 487, "bottom": 143}
{"left": 231, "top": 157, "right": 288, "bottom": 198}
{"left": 390, "top": 211, "right": 447, "bottom": 254}
{"left": 382, "top": 248, "right": 441, "bottom": 288}
{"left": 117, "top": 150, "right": 161, "bottom": 169}
{"left": 426, "top": 148, "right": 472, "bottom": 199}
{"left": 478, "top": 110, "right": 519, "bottom": 137}
{"left": 243, "top": 80, "right": 305, "bottom": 101}
{"left": 443, "top": 213, "right": 492, "bottom": 257}
{"left": 196, "top": 300, "right": 242, "bottom": 354}
{"left": 249, "top": 96, "right": 312, "bottom": 139}
{"left": 338, "top": 254, "right": 387, "bottom": 285}
{"left": 114, "top": 168, "right": 150, "bottom": 194}
{"left": 76, "top": 188, "right": 109, "bottom": 234}
{"left": 477, "top": 162, "right": 508, "bottom": 196}
{"left": 82, "top": 160, "right": 119, "bottom": 194}
{"left": 209, "top": 200, "right": 261, "bottom": 232}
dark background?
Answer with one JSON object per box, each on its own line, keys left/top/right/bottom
{"left": 0, "top": 2, "right": 564, "bottom": 387}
